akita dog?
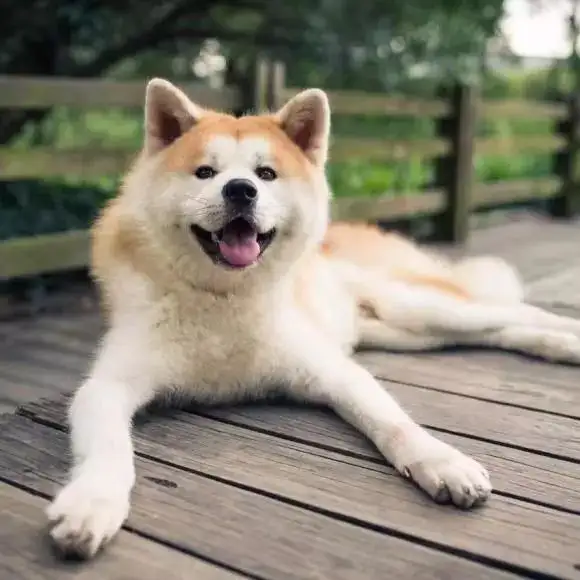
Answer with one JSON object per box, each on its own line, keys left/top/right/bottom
{"left": 47, "top": 78, "right": 580, "bottom": 559}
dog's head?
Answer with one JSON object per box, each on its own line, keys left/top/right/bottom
{"left": 125, "top": 78, "right": 331, "bottom": 292}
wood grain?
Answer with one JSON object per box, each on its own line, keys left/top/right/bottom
{"left": 471, "top": 177, "right": 560, "bottom": 208}
{"left": 355, "top": 349, "right": 580, "bottom": 418}
{"left": 331, "top": 189, "right": 445, "bottom": 221}
{"left": 331, "top": 137, "right": 450, "bottom": 162}
{"left": 0, "top": 76, "right": 239, "bottom": 110}
{"left": 0, "top": 148, "right": 133, "bottom": 179}
{"left": 185, "top": 376, "right": 580, "bottom": 463}
{"left": 0, "top": 230, "right": 90, "bottom": 279}
{"left": 0, "top": 483, "right": 239, "bottom": 579}
{"left": 527, "top": 265, "right": 580, "bottom": 309}
{"left": 0, "top": 415, "right": 524, "bottom": 580}
{"left": 21, "top": 395, "right": 580, "bottom": 515}
{"left": 281, "top": 87, "right": 450, "bottom": 117}
{"left": 11, "top": 406, "right": 580, "bottom": 578}
{"left": 16, "top": 400, "right": 580, "bottom": 577}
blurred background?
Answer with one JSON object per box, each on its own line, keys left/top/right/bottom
{"left": 1, "top": 0, "right": 579, "bottom": 310}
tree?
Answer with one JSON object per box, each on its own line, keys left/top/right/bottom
{"left": 1, "top": 0, "right": 506, "bottom": 144}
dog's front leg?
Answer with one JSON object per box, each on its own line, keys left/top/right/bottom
{"left": 47, "top": 333, "right": 158, "bottom": 559}
{"left": 286, "top": 344, "right": 491, "bottom": 508}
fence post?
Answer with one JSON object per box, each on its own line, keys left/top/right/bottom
{"left": 549, "top": 94, "right": 580, "bottom": 218}
{"left": 433, "top": 83, "right": 478, "bottom": 243}
{"left": 268, "top": 60, "right": 286, "bottom": 110}
{"left": 251, "top": 57, "right": 270, "bottom": 113}
{"left": 225, "top": 55, "right": 270, "bottom": 115}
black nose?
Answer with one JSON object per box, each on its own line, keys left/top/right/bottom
{"left": 222, "top": 178, "right": 257, "bottom": 207}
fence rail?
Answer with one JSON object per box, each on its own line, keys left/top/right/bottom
{"left": 1, "top": 60, "right": 579, "bottom": 280}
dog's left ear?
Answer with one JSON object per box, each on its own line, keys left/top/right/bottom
{"left": 275, "top": 89, "right": 330, "bottom": 166}
{"left": 144, "top": 78, "right": 205, "bottom": 155}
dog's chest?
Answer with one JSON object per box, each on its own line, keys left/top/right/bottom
{"left": 149, "top": 294, "right": 289, "bottom": 396}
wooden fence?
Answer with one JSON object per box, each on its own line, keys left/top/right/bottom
{"left": 0, "top": 59, "right": 579, "bottom": 280}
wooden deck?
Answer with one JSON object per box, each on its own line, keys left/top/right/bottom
{"left": 1, "top": 214, "right": 580, "bottom": 579}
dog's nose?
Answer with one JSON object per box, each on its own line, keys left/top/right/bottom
{"left": 222, "top": 179, "right": 258, "bottom": 207}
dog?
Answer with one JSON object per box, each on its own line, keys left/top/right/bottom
{"left": 47, "top": 78, "right": 580, "bottom": 559}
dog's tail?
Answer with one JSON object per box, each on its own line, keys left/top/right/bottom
{"left": 453, "top": 256, "right": 525, "bottom": 305}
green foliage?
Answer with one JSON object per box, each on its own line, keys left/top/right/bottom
{"left": 0, "top": 88, "right": 556, "bottom": 241}
{"left": 0, "top": 0, "right": 565, "bottom": 240}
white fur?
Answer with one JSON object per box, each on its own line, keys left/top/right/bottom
{"left": 47, "top": 80, "right": 580, "bottom": 559}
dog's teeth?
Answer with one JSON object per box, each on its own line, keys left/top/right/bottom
{"left": 211, "top": 232, "right": 220, "bottom": 243}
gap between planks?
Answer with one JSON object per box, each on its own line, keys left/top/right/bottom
{"left": 0, "top": 481, "right": 244, "bottom": 580}
{"left": 0, "top": 414, "right": 528, "bottom": 580}
{"left": 13, "top": 400, "right": 580, "bottom": 579}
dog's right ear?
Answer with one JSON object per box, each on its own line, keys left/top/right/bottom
{"left": 144, "top": 78, "right": 205, "bottom": 155}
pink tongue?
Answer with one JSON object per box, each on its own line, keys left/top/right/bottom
{"left": 218, "top": 237, "right": 260, "bottom": 267}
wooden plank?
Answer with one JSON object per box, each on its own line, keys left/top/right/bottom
{"left": 194, "top": 381, "right": 580, "bottom": 466}
{"left": 5, "top": 311, "right": 104, "bottom": 342}
{"left": 381, "top": 380, "right": 580, "bottom": 461}
{"left": 0, "top": 315, "right": 97, "bottom": 356}
{"left": 194, "top": 406, "right": 580, "bottom": 514}
{"left": 0, "top": 343, "right": 87, "bottom": 381}
{"left": 0, "top": 483, "right": 237, "bottom": 580}
{"left": 527, "top": 264, "right": 580, "bottom": 309}
{"left": 331, "top": 190, "right": 445, "bottom": 221}
{"left": 331, "top": 137, "right": 449, "bottom": 162}
{"left": 475, "top": 134, "right": 566, "bottom": 156}
{"left": 16, "top": 404, "right": 580, "bottom": 578}
{"left": 1, "top": 147, "right": 133, "bottom": 178}
{"left": 281, "top": 87, "right": 450, "bottom": 117}
{"left": 355, "top": 349, "right": 580, "bottom": 418}
{"left": 0, "top": 230, "right": 90, "bottom": 279}
{"left": 0, "top": 76, "right": 240, "bottom": 110}
{"left": 0, "top": 415, "right": 522, "bottom": 580}
{"left": 19, "top": 397, "right": 580, "bottom": 514}
{"left": 21, "top": 395, "right": 580, "bottom": 516}
{"left": 471, "top": 177, "right": 561, "bottom": 208}
{"left": 479, "top": 99, "right": 568, "bottom": 120}
{"left": 459, "top": 217, "right": 580, "bottom": 284}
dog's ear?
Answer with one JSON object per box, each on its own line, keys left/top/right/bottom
{"left": 275, "top": 89, "right": 330, "bottom": 166}
{"left": 144, "top": 78, "right": 205, "bottom": 155}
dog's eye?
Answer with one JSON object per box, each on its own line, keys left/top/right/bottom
{"left": 195, "top": 165, "right": 217, "bottom": 179}
{"left": 255, "top": 166, "right": 277, "bottom": 181}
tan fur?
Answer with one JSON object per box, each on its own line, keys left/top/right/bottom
{"left": 164, "top": 113, "right": 312, "bottom": 178}
{"left": 322, "top": 221, "right": 469, "bottom": 300}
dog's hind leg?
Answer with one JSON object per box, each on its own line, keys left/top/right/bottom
{"left": 509, "top": 302, "right": 580, "bottom": 335}
{"left": 359, "top": 315, "right": 580, "bottom": 365}
{"left": 358, "top": 318, "right": 448, "bottom": 352}
{"left": 356, "top": 278, "right": 535, "bottom": 336}
{"left": 465, "top": 325, "right": 580, "bottom": 365}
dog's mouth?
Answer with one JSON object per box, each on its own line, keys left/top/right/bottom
{"left": 191, "top": 217, "right": 276, "bottom": 269}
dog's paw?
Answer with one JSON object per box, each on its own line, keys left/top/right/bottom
{"left": 47, "top": 476, "right": 130, "bottom": 559}
{"left": 536, "top": 330, "right": 580, "bottom": 364}
{"left": 400, "top": 441, "right": 491, "bottom": 509}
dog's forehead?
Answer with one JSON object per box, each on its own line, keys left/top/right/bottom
{"left": 204, "top": 134, "right": 270, "bottom": 164}
{"left": 164, "top": 113, "right": 309, "bottom": 175}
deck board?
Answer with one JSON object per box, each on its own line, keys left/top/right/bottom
{"left": 0, "top": 414, "right": 524, "bottom": 580}
{"left": 1, "top": 215, "right": 580, "bottom": 578}
{"left": 0, "top": 483, "right": 239, "bottom": 580}
{"left": 20, "top": 393, "right": 580, "bottom": 515}
{"left": 357, "top": 350, "right": 580, "bottom": 417}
